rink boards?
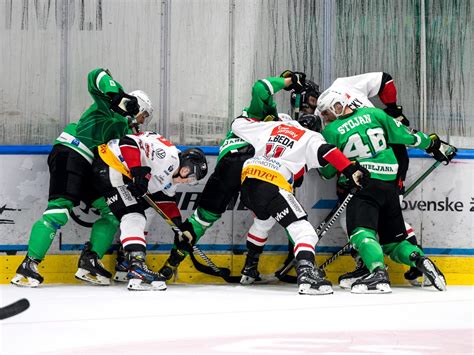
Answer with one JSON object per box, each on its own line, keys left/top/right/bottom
{"left": 0, "top": 146, "right": 473, "bottom": 284}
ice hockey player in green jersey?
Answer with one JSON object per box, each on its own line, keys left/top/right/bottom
{"left": 154, "top": 70, "right": 306, "bottom": 281}
{"left": 317, "top": 88, "right": 456, "bottom": 294}
{"left": 11, "top": 68, "right": 154, "bottom": 287}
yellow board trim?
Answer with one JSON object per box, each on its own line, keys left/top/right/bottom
{"left": 2, "top": 254, "right": 473, "bottom": 285}
{"left": 241, "top": 165, "right": 293, "bottom": 193}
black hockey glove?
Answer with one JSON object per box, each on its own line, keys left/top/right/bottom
{"left": 127, "top": 166, "right": 152, "bottom": 198}
{"left": 109, "top": 90, "right": 140, "bottom": 117}
{"left": 280, "top": 70, "right": 306, "bottom": 93}
{"left": 173, "top": 219, "right": 198, "bottom": 252}
{"left": 425, "top": 133, "right": 457, "bottom": 165}
{"left": 125, "top": 97, "right": 140, "bottom": 116}
{"left": 341, "top": 162, "right": 370, "bottom": 190}
{"left": 384, "top": 103, "right": 410, "bottom": 126}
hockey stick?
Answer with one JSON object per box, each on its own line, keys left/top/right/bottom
{"left": 274, "top": 192, "right": 355, "bottom": 282}
{"left": 273, "top": 212, "right": 335, "bottom": 281}
{"left": 142, "top": 194, "right": 240, "bottom": 283}
{"left": 403, "top": 159, "right": 441, "bottom": 196}
{"left": 317, "top": 158, "right": 446, "bottom": 271}
{"left": 0, "top": 299, "right": 30, "bottom": 320}
{"left": 294, "top": 93, "right": 301, "bottom": 120}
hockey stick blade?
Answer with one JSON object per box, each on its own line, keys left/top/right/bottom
{"left": 189, "top": 251, "right": 240, "bottom": 283}
{"left": 317, "top": 160, "right": 447, "bottom": 271}
{"left": 0, "top": 298, "right": 30, "bottom": 320}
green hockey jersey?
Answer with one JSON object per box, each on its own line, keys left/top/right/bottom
{"left": 217, "top": 76, "right": 286, "bottom": 162}
{"left": 320, "top": 107, "right": 431, "bottom": 181}
{"left": 54, "top": 68, "right": 132, "bottom": 164}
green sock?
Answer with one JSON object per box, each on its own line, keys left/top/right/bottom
{"left": 383, "top": 241, "right": 425, "bottom": 267}
{"left": 89, "top": 198, "right": 120, "bottom": 258}
{"left": 27, "top": 198, "right": 74, "bottom": 260}
{"left": 350, "top": 227, "right": 385, "bottom": 272}
{"left": 27, "top": 220, "right": 57, "bottom": 260}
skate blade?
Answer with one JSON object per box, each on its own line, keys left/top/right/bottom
{"left": 240, "top": 274, "right": 279, "bottom": 285}
{"left": 422, "top": 261, "right": 447, "bottom": 291}
{"left": 75, "top": 269, "right": 111, "bottom": 286}
{"left": 298, "top": 284, "right": 333, "bottom": 295}
{"left": 113, "top": 271, "right": 129, "bottom": 283}
{"left": 240, "top": 275, "right": 258, "bottom": 285}
{"left": 127, "top": 279, "right": 167, "bottom": 291}
{"left": 351, "top": 283, "right": 392, "bottom": 294}
{"left": 408, "top": 277, "right": 433, "bottom": 287}
{"left": 10, "top": 274, "right": 40, "bottom": 288}
{"left": 339, "top": 277, "right": 361, "bottom": 290}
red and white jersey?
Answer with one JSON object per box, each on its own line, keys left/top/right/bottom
{"left": 106, "top": 131, "right": 181, "bottom": 196}
{"left": 232, "top": 118, "right": 333, "bottom": 192}
{"left": 329, "top": 72, "right": 396, "bottom": 110}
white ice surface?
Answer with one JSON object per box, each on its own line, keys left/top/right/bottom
{"left": 0, "top": 284, "right": 472, "bottom": 354}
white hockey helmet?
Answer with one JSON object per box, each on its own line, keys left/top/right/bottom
{"left": 316, "top": 89, "right": 349, "bottom": 118}
{"left": 128, "top": 90, "right": 154, "bottom": 124}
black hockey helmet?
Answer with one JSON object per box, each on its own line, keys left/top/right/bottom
{"left": 297, "top": 113, "right": 322, "bottom": 132}
{"left": 179, "top": 148, "right": 208, "bottom": 182}
{"left": 290, "top": 80, "right": 321, "bottom": 112}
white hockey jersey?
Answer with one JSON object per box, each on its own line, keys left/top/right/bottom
{"left": 231, "top": 118, "right": 332, "bottom": 192}
{"left": 102, "top": 131, "right": 181, "bottom": 196}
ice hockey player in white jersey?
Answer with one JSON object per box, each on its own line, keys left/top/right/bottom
{"left": 92, "top": 131, "right": 208, "bottom": 290}
{"left": 231, "top": 117, "right": 370, "bottom": 295}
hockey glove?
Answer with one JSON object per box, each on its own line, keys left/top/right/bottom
{"left": 173, "top": 219, "right": 198, "bottom": 252}
{"left": 127, "top": 166, "right": 152, "bottom": 198}
{"left": 109, "top": 90, "right": 140, "bottom": 117}
{"left": 125, "top": 97, "right": 140, "bottom": 116}
{"left": 425, "top": 134, "right": 457, "bottom": 165}
{"left": 280, "top": 70, "right": 306, "bottom": 93}
{"left": 341, "top": 162, "right": 370, "bottom": 190}
{"left": 384, "top": 103, "right": 410, "bottom": 126}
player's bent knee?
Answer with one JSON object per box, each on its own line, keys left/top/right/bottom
{"left": 120, "top": 213, "right": 146, "bottom": 234}
{"left": 42, "top": 208, "right": 71, "bottom": 230}
{"left": 287, "top": 220, "right": 318, "bottom": 246}
{"left": 349, "top": 227, "right": 377, "bottom": 250}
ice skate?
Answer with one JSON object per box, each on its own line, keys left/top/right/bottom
{"left": 75, "top": 242, "right": 112, "bottom": 286}
{"left": 351, "top": 266, "right": 392, "bottom": 294}
{"left": 113, "top": 247, "right": 129, "bottom": 282}
{"left": 338, "top": 259, "right": 370, "bottom": 289}
{"left": 11, "top": 256, "right": 44, "bottom": 288}
{"left": 240, "top": 250, "right": 262, "bottom": 285}
{"left": 127, "top": 252, "right": 167, "bottom": 291}
{"left": 159, "top": 248, "right": 186, "bottom": 281}
{"left": 404, "top": 266, "right": 432, "bottom": 287}
{"left": 410, "top": 253, "right": 447, "bottom": 291}
{"left": 274, "top": 253, "right": 296, "bottom": 282}
{"left": 296, "top": 260, "right": 333, "bottom": 295}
